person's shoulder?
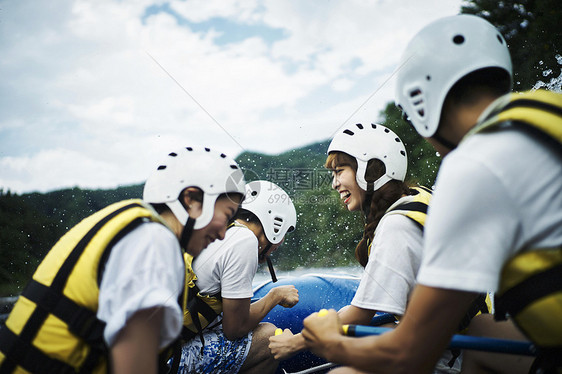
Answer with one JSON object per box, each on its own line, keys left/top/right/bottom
{"left": 126, "top": 220, "right": 176, "bottom": 242}
{"left": 228, "top": 225, "right": 258, "bottom": 245}
{"left": 378, "top": 212, "right": 421, "bottom": 236}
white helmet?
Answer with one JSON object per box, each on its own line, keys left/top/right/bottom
{"left": 395, "top": 14, "right": 512, "bottom": 137}
{"left": 143, "top": 146, "right": 246, "bottom": 230}
{"left": 241, "top": 180, "right": 296, "bottom": 244}
{"left": 328, "top": 123, "right": 407, "bottom": 192}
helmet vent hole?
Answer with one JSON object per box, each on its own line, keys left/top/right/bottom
{"left": 418, "top": 109, "right": 425, "bottom": 117}
{"left": 251, "top": 191, "right": 258, "bottom": 196}
{"left": 496, "top": 34, "right": 504, "bottom": 44}
{"left": 453, "top": 35, "right": 465, "bottom": 45}
{"left": 230, "top": 165, "right": 238, "bottom": 169}
{"left": 426, "top": 75, "right": 431, "bottom": 81}
{"left": 356, "top": 123, "right": 364, "bottom": 129}
{"left": 371, "top": 123, "right": 377, "bottom": 129}
{"left": 169, "top": 152, "right": 177, "bottom": 157}
{"left": 157, "top": 165, "right": 166, "bottom": 170}
{"left": 273, "top": 217, "right": 283, "bottom": 233}
{"left": 186, "top": 147, "right": 193, "bottom": 151}
{"left": 221, "top": 153, "right": 227, "bottom": 158}
{"left": 400, "top": 150, "right": 406, "bottom": 156}
{"left": 409, "top": 88, "right": 421, "bottom": 98}
{"left": 205, "top": 147, "right": 210, "bottom": 152}
{"left": 384, "top": 128, "right": 390, "bottom": 133}
{"left": 395, "top": 137, "right": 400, "bottom": 143}
{"left": 343, "top": 129, "right": 354, "bottom": 136}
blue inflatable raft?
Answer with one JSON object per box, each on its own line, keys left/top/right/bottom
{"left": 252, "top": 273, "right": 360, "bottom": 373}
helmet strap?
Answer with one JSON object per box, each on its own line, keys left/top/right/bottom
{"left": 259, "top": 243, "right": 272, "bottom": 261}
{"left": 362, "top": 191, "right": 373, "bottom": 218}
{"left": 179, "top": 216, "right": 196, "bottom": 250}
{"left": 266, "top": 256, "right": 278, "bottom": 283}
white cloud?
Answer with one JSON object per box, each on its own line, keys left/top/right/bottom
{"left": 0, "top": 0, "right": 462, "bottom": 193}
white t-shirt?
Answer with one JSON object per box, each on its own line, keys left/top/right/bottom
{"left": 192, "top": 225, "right": 259, "bottom": 299}
{"left": 97, "top": 222, "right": 185, "bottom": 349}
{"left": 351, "top": 195, "right": 424, "bottom": 316}
{"left": 418, "top": 126, "right": 562, "bottom": 293}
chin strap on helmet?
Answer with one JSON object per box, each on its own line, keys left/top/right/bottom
{"left": 266, "top": 257, "right": 278, "bottom": 283}
{"left": 259, "top": 243, "right": 278, "bottom": 283}
{"left": 179, "top": 216, "right": 196, "bottom": 250}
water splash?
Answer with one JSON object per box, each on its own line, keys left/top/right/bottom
{"left": 532, "top": 54, "right": 562, "bottom": 92}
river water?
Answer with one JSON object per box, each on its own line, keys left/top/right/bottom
{"left": 253, "top": 265, "right": 363, "bottom": 285}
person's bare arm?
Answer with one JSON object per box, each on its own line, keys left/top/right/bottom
{"left": 337, "top": 304, "right": 377, "bottom": 326}
{"left": 222, "top": 285, "right": 299, "bottom": 340}
{"left": 110, "top": 308, "right": 163, "bottom": 374}
{"left": 302, "top": 285, "right": 477, "bottom": 374}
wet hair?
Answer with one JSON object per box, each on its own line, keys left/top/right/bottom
{"left": 230, "top": 208, "right": 260, "bottom": 226}
{"left": 440, "top": 67, "right": 511, "bottom": 127}
{"left": 326, "top": 151, "right": 410, "bottom": 267}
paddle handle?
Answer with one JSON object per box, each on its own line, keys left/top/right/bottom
{"left": 344, "top": 325, "right": 537, "bottom": 356}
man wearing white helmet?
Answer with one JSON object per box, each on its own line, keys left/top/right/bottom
{"left": 301, "top": 14, "right": 562, "bottom": 374}
{"left": 177, "top": 180, "right": 299, "bottom": 374}
{"left": 270, "top": 123, "right": 488, "bottom": 373}
{"left": 0, "top": 146, "right": 246, "bottom": 374}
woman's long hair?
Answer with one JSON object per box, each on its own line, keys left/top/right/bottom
{"left": 326, "top": 152, "right": 410, "bottom": 267}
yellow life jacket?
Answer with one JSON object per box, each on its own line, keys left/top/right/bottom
{"left": 180, "top": 221, "right": 266, "bottom": 347}
{"left": 380, "top": 186, "right": 492, "bottom": 331}
{"left": 0, "top": 199, "right": 180, "bottom": 374}
{"left": 384, "top": 186, "right": 433, "bottom": 232}
{"left": 180, "top": 253, "right": 222, "bottom": 341}
{"left": 470, "top": 89, "right": 562, "bottom": 351}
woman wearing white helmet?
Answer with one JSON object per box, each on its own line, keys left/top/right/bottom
{"left": 0, "top": 146, "right": 245, "bottom": 374}
{"left": 177, "top": 180, "right": 298, "bottom": 374}
{"left": 270, "top": 123, "right": 485, "bottom": 373}
{"left": 302, "top": 14, "right": 562, "bottom": 374}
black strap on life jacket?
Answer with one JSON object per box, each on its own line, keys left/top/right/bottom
{"left": 479, "top": 94, "right": 562, "bottom": 160}
{"left": 495, "top": 261, "right": 562, "bottom": 322}
{"left": 21, "top": 279, "right": 106, "bottom": 350}
{"left": 181, "top": 283, "right": 222, "bottom": 352}
{"left": 388, "top": 187, "right": 430, "bottom": 232}
{"left": 392, "top": 201, "right": 428, "bottom": 231}
{"left": 458, "top": 293, "right": 490, "bottom": 332}
{"left": 484, "top": 97, "right": 562, "bottom": 124}
{"left": 0, "top": 202, "right": 144, "bottom": 374}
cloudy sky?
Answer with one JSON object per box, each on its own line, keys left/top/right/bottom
{"left": 0, "top": 0, "right": 462, "bottom": 193}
